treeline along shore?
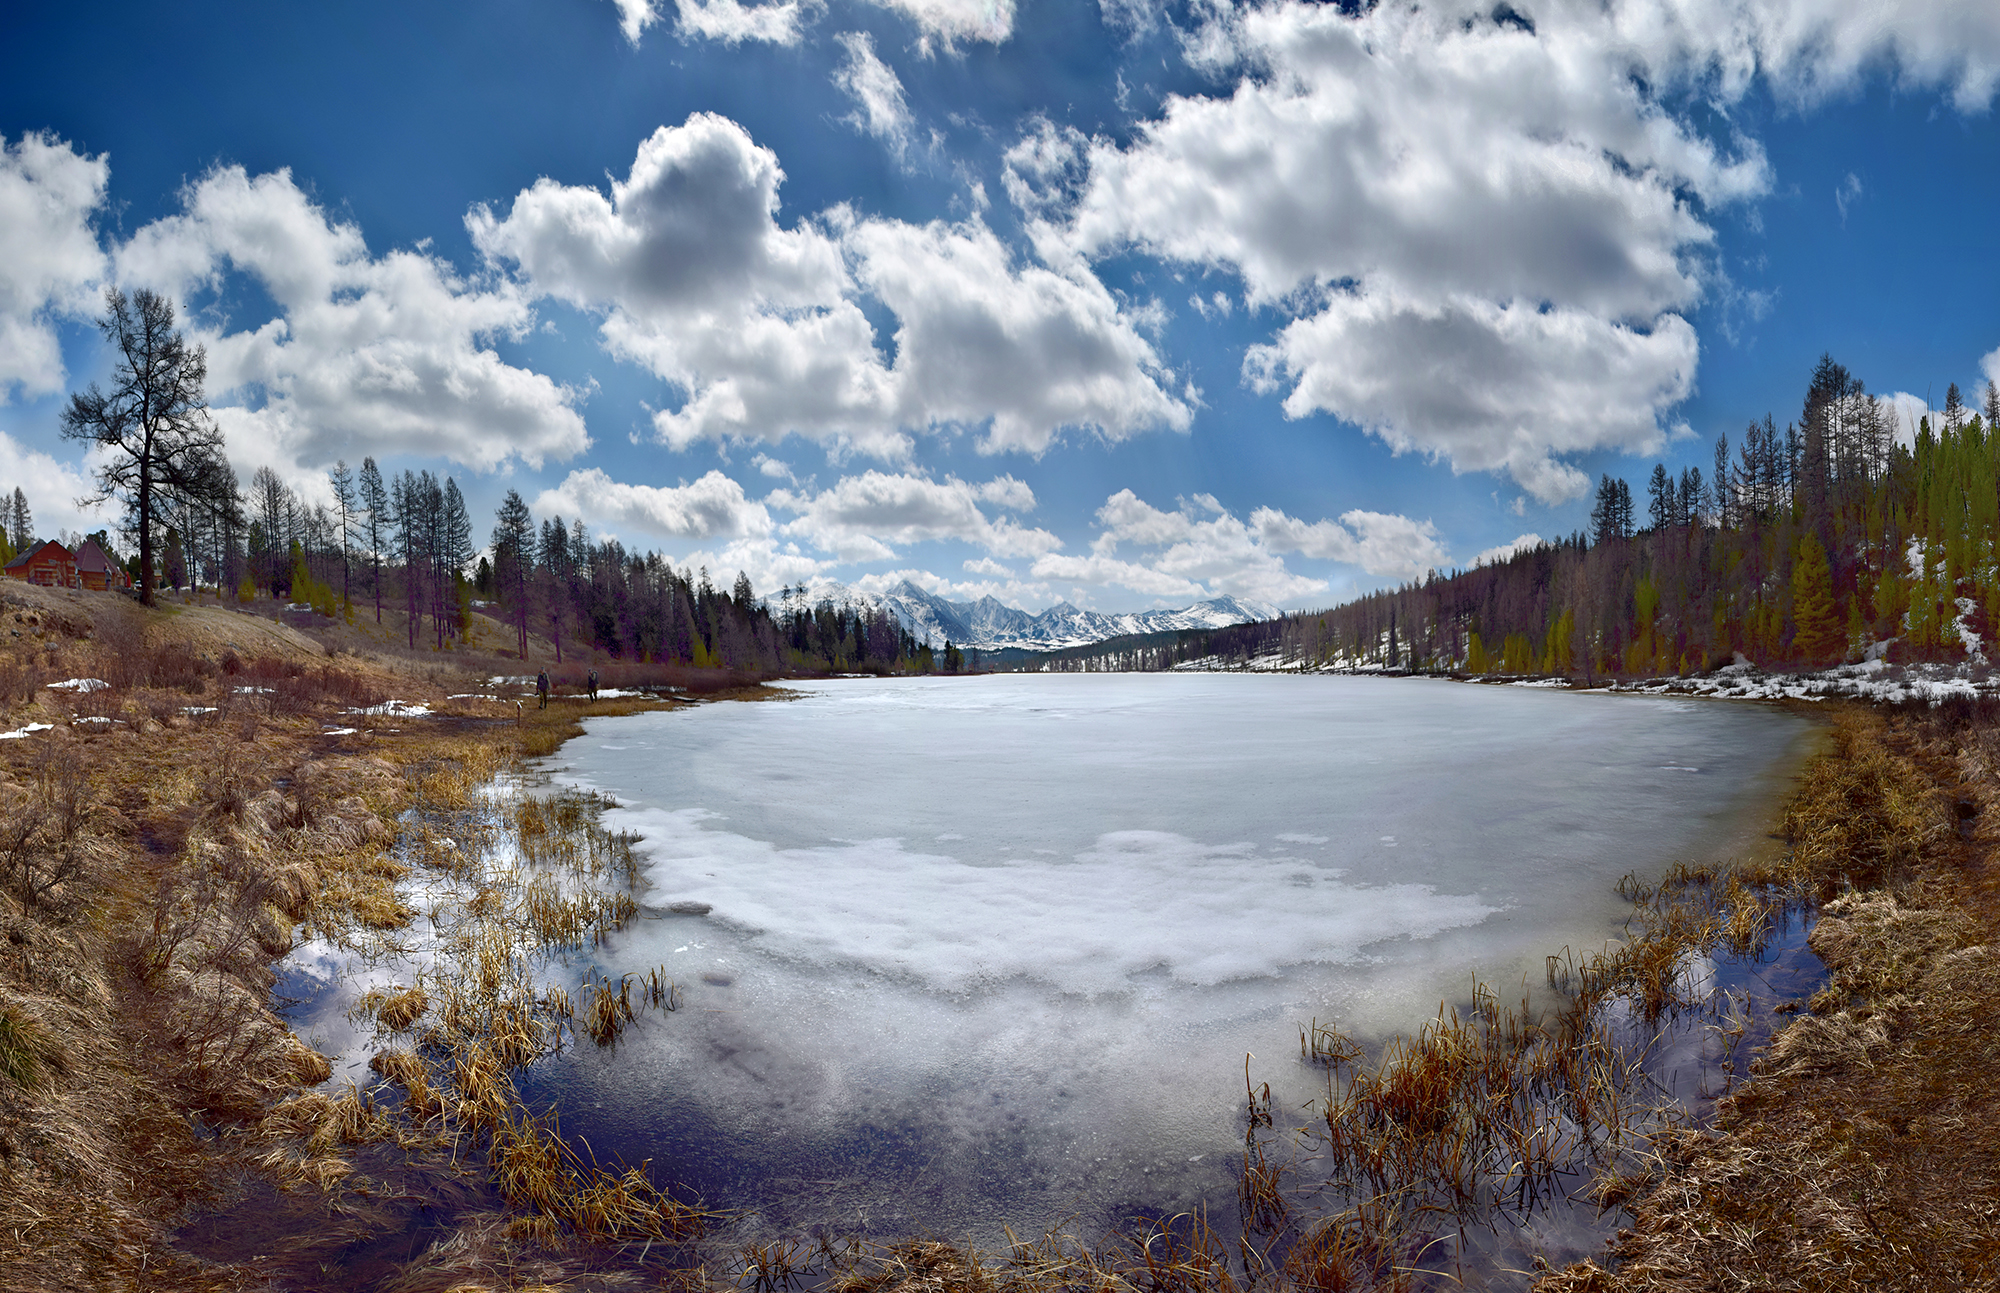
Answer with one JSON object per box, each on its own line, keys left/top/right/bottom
{"left": 1027, "top": 360, "right": 2000, "bottom": 681}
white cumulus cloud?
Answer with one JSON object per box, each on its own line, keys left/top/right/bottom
{"left": 116, "top": 165, "right": 587, "bottom": 477}
{"left": 771, "top": 469, "right": 1059, "bottom": 560}
{"left": 0, "top": 430, "right": 114, "bottom": 538}
{"left": 471, "top": 115, "right": 1188, "bottom": 461}
{"left": 1470, "top": 533, "right": 1544, "bottom": 567}
{"left": 1601, "top": 0, "right": 2000, "bottom": 114}
{"left": 843, "top": 213, "right": 1191, "bottom": 454}
{"left": 1038, "top": 489, "right": 1452, "bottom": 604}
{"left": 1251, "top": 506, "right": 1452, "bottom": 582}
{"left": 0, "top": 133, "right": 109, "bottom": 402}
{"left": 534, "top": 467, "right": 774, "bottom": 541}
{"left": 1050, "top": 0, "right": 1766, "bottom": 504}
{"left": 611, "top": 0, "right": 812, "bottom": 45}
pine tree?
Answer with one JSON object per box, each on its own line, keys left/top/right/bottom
{"left": 492, "top": 489, "right": 535, "bottom": 659}
{"left": 1647, "top": 464, "right": 1674, "bottom": 530}
{"left": 358, "top": 457, "right": 389, "bottom": 623}
{"left": 7, "top": 489, "right": 28, "bottom": 552}
{"left": 1712, "top": 432, "right": 1732, "bottom": 528}
{"left": 1791, "top": 534, "right": 1841, "bottom": 663}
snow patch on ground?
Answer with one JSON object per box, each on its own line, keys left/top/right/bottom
{"left": 46, "top": 678, "right": 108, "bottom": 693}
{"left": 1173, "top": 646, "right": 2000, "bottom": 706}
{"left": 0, "top": 723, "right": 54, "bottom": 740}
{"left": 347, "top": 700, "right": 433, "bottom": 717}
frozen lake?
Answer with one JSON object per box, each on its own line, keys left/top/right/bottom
{"left": 531, "top": 673, "right": 1815, "bottom": 1238}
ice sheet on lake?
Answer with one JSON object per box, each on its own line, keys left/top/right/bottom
{"left": 526, "top": 674, "right": 1817, "bottom": 1234}
{"left": 616, "top": 810, "right": 1495, "bottom": 992}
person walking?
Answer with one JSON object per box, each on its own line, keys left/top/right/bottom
{"left": 536, "top": 670, "right": 549, "bottom": 710}
{"left": 587, "top": 668, "right": 599, "bottom": 701}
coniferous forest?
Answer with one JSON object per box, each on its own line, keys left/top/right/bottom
{"left": 1039, "top": 358, "right": 2000, "bottom": 678}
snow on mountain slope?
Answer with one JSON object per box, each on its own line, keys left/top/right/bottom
{"left": 784, "top": 579, "right": 1277, "bottom": 652}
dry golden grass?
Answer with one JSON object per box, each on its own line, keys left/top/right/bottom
{"left": 1534, "top": 704, "right": 2000, "bottom": 1292}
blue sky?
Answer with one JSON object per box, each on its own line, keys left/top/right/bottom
{"left": 3, "top": 0, "right": 1998, "bottom": 613}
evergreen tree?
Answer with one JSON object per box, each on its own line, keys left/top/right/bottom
{"left": 7, "top": 488, "right": 28, "bottom": 552}
{"left": 358, "top": 457, "right": 390, "bottom": 623}
{"left": 1712, "top": 432, "right": 1732, "bottom": 528}
{"left": 491, "top": 489, "right": 535, "bottom": 658}
{"left": 1679, "top": 466, "right": 1704, "bottom": 527}
{"left": 1647, "top": 464, "right": 1674, "bottom": 530}
{"left": 1791, "top": 534, "right": 1842, "bottom": 663}
{"left": 162, "top": 527, "right": 186, "bottom": 590}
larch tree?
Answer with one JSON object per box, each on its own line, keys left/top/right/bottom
{"left": 330, "top": 459, "right": 355, "bottom": 606}
{"left": 59, "top": 288, "right": 227, "bottom": 606}
{"left": 1791, "top": 534, "right": 1842, "bottom": 664}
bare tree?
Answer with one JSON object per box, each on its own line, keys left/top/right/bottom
{"left": 330, "top": 460, "right": 355, "bottom": 606}
{"left": 250, "top": 466, "right": 292, "bottom": 594}
{"left": 59, "top": 288, "right": 226, "bottom": 605}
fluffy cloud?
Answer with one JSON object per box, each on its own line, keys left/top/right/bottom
{"left": 468, "top": 114, "right": 903, "bottom": 453}
{"left": 534, "top": 467, "right": 774, "bottom": 541}
{"left": 771, "top": 469, "right": 1059, "bottom": 560}
{"left": 1046, "top": 0, "right": 2000, "bottom": 504}
{"left": 843, "top": 214, "right": 1190, "bottom": 454}
{"left": 834, "top": 32, "right": 915, "bottom": 158}
{"left": 1600, "top": 0, "right": 2000, "bottom": 113}
{"left": 1033, "top": 489, "right": 1454, "bottom": 603}
{"left": 116, "top": 165, "right": 587, "bottom": 476}
{"left": 471, "top": 114, "right": 1187, "bottom": 460}
{"left": 1251, "top": 506, "right": 1452, "bottom": 582}
{"left": 1029, "top": 552, "right": 1211, "bottom": 601}
{"left": 0, "top": 133, "right": 108, "bottom": 401}
{"left": 1244, "top": 293, "right": 1694, "bottom": 504}
{"left": 1047, "top": 0, "right": 1767, "bottom": 503}
{"left": 1036, "top": 490, "right": 1317, "bottom": 604}
{"left": 626, "top": 0, "right": 1007, "bottom": 52}
{"left": 0, "top": 430, "right": 113, "bottom": 538}
{"left": 1470, "top": 533, "right": 1544, "bottom": 568}
{"left": 610, "top": 0, "right": 811, "bottom": 45}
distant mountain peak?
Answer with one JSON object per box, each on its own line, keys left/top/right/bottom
{"left": 824, "top": 584, "right": 1276, "bottom": 653}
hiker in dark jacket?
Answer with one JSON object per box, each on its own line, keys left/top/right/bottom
{"left": 587, "top": 668, "right": 599, "bottom": 701}
{"left": 536, "top": 670, "right": 549, "bottom": 709}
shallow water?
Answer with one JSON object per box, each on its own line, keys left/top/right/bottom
{"left": 521, "top": 674, "right": 1815, "bottom": 1243}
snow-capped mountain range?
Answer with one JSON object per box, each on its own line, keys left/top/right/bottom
{"left": 778, "top": 579, "right": 1280, "bottom": 652}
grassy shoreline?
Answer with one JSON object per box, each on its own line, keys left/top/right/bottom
{"left": 0, "top": 587, "right": 1988, "bottom": 1290}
